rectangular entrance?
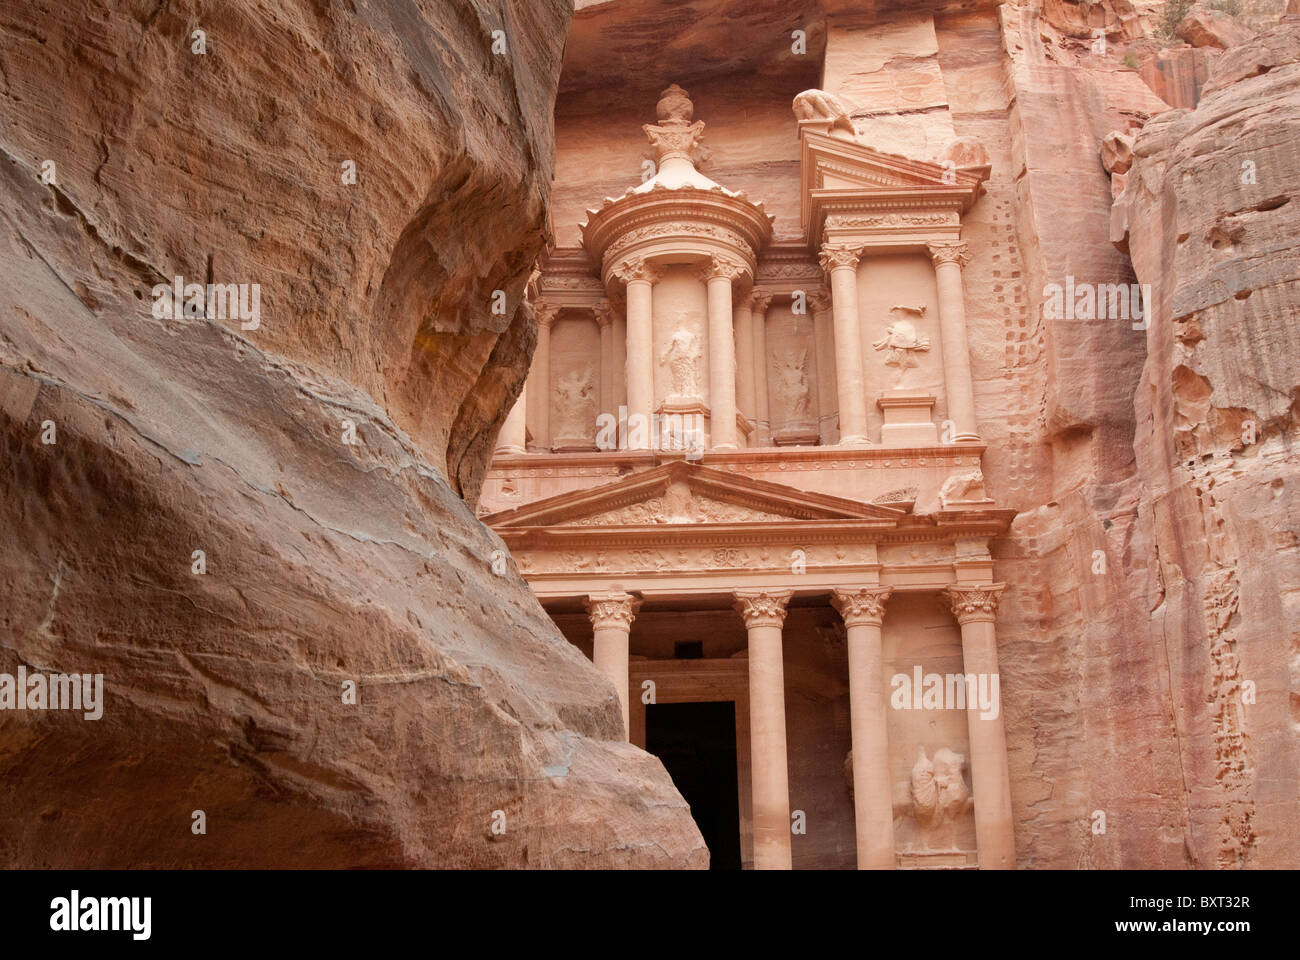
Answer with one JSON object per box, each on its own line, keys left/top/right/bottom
{"left": 645, "top": 701, "right": 743, "bottom": 870}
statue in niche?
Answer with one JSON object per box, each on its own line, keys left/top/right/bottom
{"left": 661, "top": 327, "right": 701, "bottom": 399}
{"left": 773, "top": 348, "right": 812, "bottom": 425}
{"left": 910, "top": 747, "right": 973, "bottom": 851}
{"left": 554, "top": 364, "right": 596, "bottom": 441}
{"left": 872, "top": 305, "right": 931, "bottom": 388}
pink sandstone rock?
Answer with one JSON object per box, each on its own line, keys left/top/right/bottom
{"left": 1178, "top": 5, "right": 1258, "bottom": 48}
{"left": 0, "top": 0, "right": 706, "bottom": 868}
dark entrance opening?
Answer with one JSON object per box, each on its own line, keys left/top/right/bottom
{"left": 645, "top": 700, "right": 742, "bottom": 870}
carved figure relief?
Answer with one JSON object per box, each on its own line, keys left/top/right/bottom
{"left": 773, "top": 348, "right": 813, "bottom": 425}
{"left": 661, "top": 327, "right": 702, "bottom": 399}
{"left": 554, "top": 364, "right": 596, "bottom": 441}
{"left": 939, "top": 469, "right": 988, "bottom": 506}
{"left": 909, "top": 747, "right": 973, "bottom": 851}
{"left": 872, "top": 305, "right": 931, "bottom": 388}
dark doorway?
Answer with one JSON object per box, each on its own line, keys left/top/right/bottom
{"left": 645, "top": 701, "right": 742, "bottom": 870}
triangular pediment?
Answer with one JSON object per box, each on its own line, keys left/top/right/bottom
{"left": 798, "top": 129, "right": 987, "bottom": 239}
{"left": 483, "top": 460, "right": 905, "bottom": 529}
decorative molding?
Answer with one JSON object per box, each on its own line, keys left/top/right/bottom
{"left": 827, "top": 212, "right": 958, "bottom": 229}
{"left": 943, "top": 583, "right": 1006, "bottom": 624}
{"left": 831, "top": 586, "right": 894, "bottom": 627}
{"left": 734, "top": 590, "right": 793, "bottom": 630}
{"left": 585, "top": 591, "right": 641, "bottom": 631}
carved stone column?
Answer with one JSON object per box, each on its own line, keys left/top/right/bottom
{"left": 810, "top": 289, "right": 838, "bottom": 444}
{"left": 613, "top": 258, "right": 660, "bottom": 450}
{"left": 734, "top": 589, "right": 794, "bottom": 869}
{"left": 733, "top": 295, "right": 756, "bottom": 431}
{"left": 585, "top": 591, "right": 641, "bottom": 739}
{"left": 750, "top": 292, "right": 773, "bottom": 447}
{"left": 495, "top": 380, "right": 527, "bottom": 455}
{"left": 528, "top": 302, "right": 558, "bottom": 451}
{"left": 594, "top": 300, "right": 615, "bottom": 428}
{"left": 831, "top": 586, "right": 895, "bottom": 869}
{"left": 703, "top": 256, "right": 744, "bottom": 449}
{"left": 942, "top": 583, "right": 1014, "bottom": 868}
{"left": 927, "top": 241, "right": 980, "bottom": 441}
{"left": 819, "top": 243, "right": 870, "bottom": 445}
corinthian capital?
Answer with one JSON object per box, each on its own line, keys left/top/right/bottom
{"left": 533, "top": 300, "right": 559, "bottom": 328}
{"left": 808, "top": 288, "right": 832, "bottom": 314}
{"left": 611, "top": 257, "right": 662, "bottom": 285}
{"left": 734, "top": 589, "right": 793, "bottom": 630}
{"left": 585, "top": 592, "right": 641, "bottom": 631}
{"left": 818, "top": 242, "right": 863, "bottom": 273}
{"left": 750, "top": 290, "right": 774, "bottom": 314}
{"left": 942, "top": 583, "right": 1006, "bottom": 624}
{"left": 831, "top": 586, "right": 894, "bottom": 628}
{"left": 698, "top": 255, "right": 748, "bottom": 284}
{"left": 927, "top": 241, "right": 971, "bottom": 268}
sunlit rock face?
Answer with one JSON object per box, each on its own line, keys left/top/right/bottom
{"left": 0, "top": 0, "right": 705, "bottom": 868}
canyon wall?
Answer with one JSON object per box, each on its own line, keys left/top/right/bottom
{"left": 0, "top": 0, "right": 706, "bottom": 867}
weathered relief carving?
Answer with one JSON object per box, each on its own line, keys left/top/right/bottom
{"left": 872, "top": 306, "right": 931, "bottom": 387}
{"left": 792, "top": 88, "right": 855, "bottom": 135}
{"left": 939, "top": 469, "right": 989, "bottom": 506}
{"left": 773, "top": 349, "right": 813, "bottom": 426}
{"left": 910, "top": 747, "right": 973, "bottom": 851}
{"left": 553, "top": 364, "right": 596, "bottom": 444}
{"left": 662, "top": 326, "right": 702, "bottom": 399}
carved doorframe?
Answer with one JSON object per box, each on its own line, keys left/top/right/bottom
{"left": 629, "top": 657, "right": 754, "bottom": 869}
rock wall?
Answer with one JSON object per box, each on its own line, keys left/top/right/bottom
{"left": 1116, "top": 15, "right": 1300, "bottom": 867}
{"left": 0, "top": 1, "right": 706, "bottom": 867}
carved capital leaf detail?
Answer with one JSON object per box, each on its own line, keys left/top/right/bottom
{"left": 611, "top": 257, "right": 662, "bottom": 285}
{"left": 592, "top": 299, "right": 616, "bottom": 329}
{"left": 750, "top": 291, "right": 774, "bottom": 313}
{"left": 702, "top": 255, "right": 748, "bottom": 283}
{"left": 818, "top": 242, "right": 863, "bottom": 273}
{"left": 927, "top": 241, "right": 971, "bottom": 268}
{"left": 585, "top": 591, "right": 641, "bottom": 630}
{"left": 533, "top": 300, "right": 560, "bottom": 328}
{"left": 943, "top": 583, "right": 1006, "bottom": 624}
{"left": 734, "top": 589, "right": 793, "bottom": 629}
{"left": 831, "top": 586, "right": 894, "bottom": 627}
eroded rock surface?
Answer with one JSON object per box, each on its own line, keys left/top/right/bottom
{"left": 0, "top": 0, "right": 706, "bottom": 867}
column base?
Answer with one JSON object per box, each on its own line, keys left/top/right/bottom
{"left": 838, "top": 435, "right": 871, "bottom": 447}
{"left": 494, "top": 444, "right": 527, "bottom": 456}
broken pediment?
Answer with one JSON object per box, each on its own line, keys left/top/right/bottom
{"left": 797, "top": 128, "right": 987, "bottom": 244}
{"left": 482, "top": 460, "right": 906, "bottom": 530}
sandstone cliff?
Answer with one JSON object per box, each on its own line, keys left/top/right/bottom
{"left": 0, "top": 1, "right": 706, "bottom": 867}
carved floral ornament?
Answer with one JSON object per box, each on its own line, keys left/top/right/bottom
{"left": 831, "top": 586, "right": 894, "bottom": 627}
{"left": 696, "top": 254, "right": 748, "bottom": 283}
{"left": 584, "top": 591, "right": 641, "bottom": 630}
{"left": 734, "top": 589, "right": 794, "bottom": 629}
{"left": 943, "top": 583, "right": 1006, "bottom": 624}
{"left": 927, "top": 240, "right": 971, "bottom": 268}
{"left": 818, "top": 242, "right": 864, "bottom": 273}
{"left": 610, "top": 257, "right": 662, "bottom": 285}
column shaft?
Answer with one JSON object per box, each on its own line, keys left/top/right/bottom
{"left": 735, "top": 590, "right": 793, "bottom": 869}
{"left": 585, "top": 592, "right": 641, "bottom": 740}
{"left": 596, "top": 305, "right": 614, "bottom": 423}
{"left": 495, "top": 380, "right": 527, "bottom": 455}
{"left": 833, "top": 587, "right": 895, "bottom": 869}
{"left": 929, "top": 242, "right": 980, "bottom": 441}
{"left": 751, "top": 293, "right": 772, "bottom": 447}
{"left": 811, "top": 291, "right": 838, "bottom": 444}
{"left": 820, "top": 244, "right": 869, "bottom": 445}
{"left": 705, "top": 261, "right": 741, "bottom": 449}
{"left": 530, "top": 304, "right": 556, "bottom": 450}
{"left": 615, "top": 260, "right": 658, "bottom": 451}
{"left": 945, "top": 584, "right": 1015, "bottom": 869}
{"left": 734, "top": 299, "right": 756, "bottom": 430}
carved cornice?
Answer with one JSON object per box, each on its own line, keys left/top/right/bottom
{"left": 734, "top": 589, "right": 793, "bottom": 630}
{"left": 831, "top": 586, "right": 894, "bottom": 627}
{"left": 818, "top": 242, "right": 863, "bottom": 273}
{"left": 610, "top": 257, "right": 662, "bottom": 285}
{"left": 927, "top": 241, "right": 971, "bottom": 268}
{"left": 943, "top": 583, "right": 1005, "bottom": 624}
{"left": 585, "top": 591, "right": 641, "bottom": 631}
